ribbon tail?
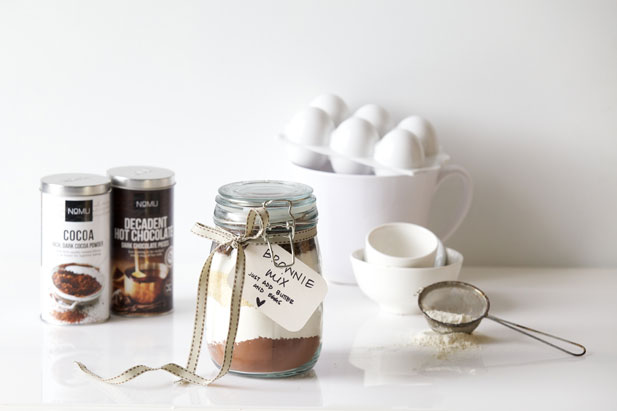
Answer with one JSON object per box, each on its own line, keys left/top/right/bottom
{"left": 184, "top": 246, "right": 218, "bottom": 375}
{"left": 75, "top": 361, "right": 159, "bottom": 385}
{"left": 75, "top": 247, "right": 222, "bottom": 387}
{"left": 213, "top": 246, "right": 247, "bottom": 379}
{"left": 184, "top": 243, "right": 247, "bottom": 383}
{"left": 75, "top": 361, "right": 232, "bottom": 387}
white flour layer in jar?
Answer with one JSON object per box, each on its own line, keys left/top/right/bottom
{"left": 205, "top": 246, "right": 322, "bottom": 343}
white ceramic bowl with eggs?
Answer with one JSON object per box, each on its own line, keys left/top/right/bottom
{"left": 350, "top": 248, "right": 463, "bottom": 315}
{"left": 281, "top": 94, "right": 445, "bottom": 176}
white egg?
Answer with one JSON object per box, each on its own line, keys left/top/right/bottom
{"left": 309, "top": 93, "right": 349, "bottom": 126}
{"left": 374, "top": 129, "right": 425, "bottom": 176}
{"left": 284, "top": 107, "right": 334, "bottom": 169}
{"left": 353, "top": 104, "right": 391, "bottom": 136}
{"left": 397, "top": 116, "right": 439, "bottom": 156}
{"left": 329, "top": 117, "right": 380, "bottom": 174}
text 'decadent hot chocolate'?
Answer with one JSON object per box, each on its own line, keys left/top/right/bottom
{"left": 107, "top": 166, "right": 175, "bottom": 316}
{"left": 40, "top": 173, "right": 111, "bottom": 325}
{"left": 206, "top": 180, "right": 326, "bottom": 376}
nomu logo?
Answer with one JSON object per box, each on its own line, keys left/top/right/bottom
{"left": 134, "top": 193, "right": 159, "bottom": 209}
{"left": 65, "top": 200, "right": 93, "bottom": 222}
{"left": 135, "top": 200, "right": 159, "bottom": 208}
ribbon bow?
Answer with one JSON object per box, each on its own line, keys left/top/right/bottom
{"left": 76, "top": 208, "right": 270, "bottom": 386}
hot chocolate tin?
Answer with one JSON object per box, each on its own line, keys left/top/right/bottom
{"left": 107, "top": 166, "right": 175, "bottom": 316}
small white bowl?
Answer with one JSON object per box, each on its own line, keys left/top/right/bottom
{"left": 365, "top": 222, "right": 438, "bottom": 268}
{"left": 350, "top": 248, "right": 463, "bottom": 315}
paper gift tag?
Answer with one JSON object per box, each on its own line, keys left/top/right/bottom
{"left": 242, "top": 243, "right": 328, "bottom": 332}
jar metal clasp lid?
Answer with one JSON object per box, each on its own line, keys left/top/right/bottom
{"left": 262, "top": 199, "right": 296, "bottom": 268}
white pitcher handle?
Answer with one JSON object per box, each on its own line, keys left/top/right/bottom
{"left": 434, "top": 165, "right": 473, "bottom": 241}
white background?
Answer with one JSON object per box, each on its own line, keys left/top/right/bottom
{"left": 1, "top": 0, "right": 616, "bottom": 267}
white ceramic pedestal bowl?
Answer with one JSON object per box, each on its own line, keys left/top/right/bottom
{"left": 350, "top": 248, "right": 463, "bottom": 315}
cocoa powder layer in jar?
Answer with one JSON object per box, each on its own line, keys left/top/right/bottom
{"left": 208, "top": 336, "right": 320, "bottom": 373}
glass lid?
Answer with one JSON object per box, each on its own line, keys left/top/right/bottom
{"left": 215, "top": 180, "right": 317, "bottom": 228}
{"left": 218, "top": 180, "right": 312, "bottom": 204}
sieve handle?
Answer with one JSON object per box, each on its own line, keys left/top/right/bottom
{"left": 486, "top": 315, "right": 586, "bottom": 357}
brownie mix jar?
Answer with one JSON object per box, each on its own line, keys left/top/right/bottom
{"left": 40, "top": 173, "right": 111, "bottom": 325}
{"left": 206, "top": 181, "right": 323, "bottom": 377}
{"left": 107, "top": 166, "right": 175, "bottom": 316}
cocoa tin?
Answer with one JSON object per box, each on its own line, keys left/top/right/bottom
{"left": 40, "top": 173, "right": 111, "bottom": 325}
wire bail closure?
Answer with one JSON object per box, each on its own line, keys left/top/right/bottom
{"left": 262, "top": 199, "right": 296, "bottom": 268}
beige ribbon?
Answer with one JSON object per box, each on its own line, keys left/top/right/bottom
{"left": 75, "top": 207, "right": 317, "bottom": 386}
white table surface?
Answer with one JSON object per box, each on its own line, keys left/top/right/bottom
{"left": 1, "top": 260, "right": 615, "bottom": 410}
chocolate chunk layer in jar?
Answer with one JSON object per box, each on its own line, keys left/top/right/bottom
{"left": 206, "top": 181, "right": 323, "bottom": 377}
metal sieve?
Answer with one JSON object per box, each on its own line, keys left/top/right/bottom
{"left": 418, "top": 281, "right": 586, "bottom": 356}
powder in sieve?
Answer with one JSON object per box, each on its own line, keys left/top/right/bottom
{"left": 425, "top": 309, "right": 474, "bottom": 324}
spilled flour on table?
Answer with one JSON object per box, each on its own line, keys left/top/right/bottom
{"left": 411, "top": 330, "right": 480, "bottom": 359}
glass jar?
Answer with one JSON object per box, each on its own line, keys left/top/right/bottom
{"left": 205, "top": 180, "right": 322, "bottom": 377}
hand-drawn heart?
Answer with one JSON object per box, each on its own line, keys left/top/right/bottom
{"left": 256, "top": 297, "right": 266, "bottom": 308}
